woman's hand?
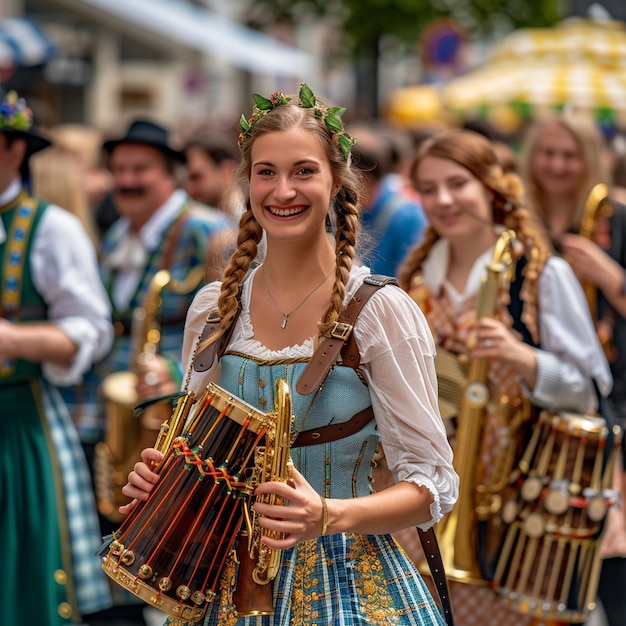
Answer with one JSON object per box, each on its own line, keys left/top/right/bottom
{"left": 472, "top": 317, "right": 538, "bottom": 389}
{"left": 559, "top": 233, "right": 616, "bottom": 288}
{"left": 472, "top": 317, "right": 522, "bottom": 361}
{"left": 135, "top": 353, "right": 178, "bottom": 400}
{"left": 119, "top": 447, "right": 163, "bottom": 515}
{"left": 561, "top": 233, "right": 626, "bottom": 316}
{"left": 253, "top": 465, "right": 325, "bottom": 549}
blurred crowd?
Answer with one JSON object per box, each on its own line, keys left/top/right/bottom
{"left": 2, "top": 86, "right": 626, "bottom": 626}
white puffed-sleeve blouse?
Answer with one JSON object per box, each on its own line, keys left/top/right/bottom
{"left": 182, "top": 264, "right": 458, "bottom": 529}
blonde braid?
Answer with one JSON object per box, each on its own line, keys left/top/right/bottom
{"left": 397, "top": 227, "right": 441, "bottom": 292}
{"left": 196, "top": 209, "right": 263, "bottom": 353}
{"left": 217, "top": 208, "right": 263, "bottom": 327}
{"left": 317, "top": 190, "right": 358, "bottom": 339}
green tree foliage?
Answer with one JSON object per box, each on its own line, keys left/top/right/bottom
{"left": 248, "top": 0, "right": 562, "bottom": 116}
{"left": 251, "top": 0, "right": 562, "bottom": 55}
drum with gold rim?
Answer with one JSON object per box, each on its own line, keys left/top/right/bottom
{"left": 493, "top": 410, "right": 621, "bottom": 623}
{"left": 101, "top": 382, "right": 278, "bottom": 624}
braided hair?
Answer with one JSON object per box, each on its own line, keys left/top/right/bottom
{"left": 397, "top": 129, "right": 553, "bottom": 344}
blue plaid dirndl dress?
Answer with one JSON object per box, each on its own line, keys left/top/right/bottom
{"left": 165, "top": 355, "right": 444, "bottom": 626}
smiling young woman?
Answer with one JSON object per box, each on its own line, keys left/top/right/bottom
{"left": 397, "top": 128, "right": 612, "bottom": 626}
{"left": 118, "top": 85, "right": 458, "bottom": 626}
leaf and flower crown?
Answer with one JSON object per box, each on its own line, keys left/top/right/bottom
{"left": 0, "top": 91, "right": 34, "bottom": 131}
{"left": 238, "top": 83, "right": 356, "bottom": 160}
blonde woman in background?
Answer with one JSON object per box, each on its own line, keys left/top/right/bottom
{"left": 47, "top": 123, "right": 117, "bottom": 235}
{"left": 520, "top": 112, "right": 626, "bottom": 626}
{"left": 50, "top": 124, "right": 113, "bottom": 209}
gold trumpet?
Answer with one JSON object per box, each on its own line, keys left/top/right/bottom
{"left": 579, "top": 182, "right": 615, "bottom": 361}
{"left": 95, "top": 266, "right": 205, "bottom": 522}
{"left": 421, "top": 229, "right": 529, "bottom": 584}
{"left": 233, "top": 378, "right": 294, "bottom": 616}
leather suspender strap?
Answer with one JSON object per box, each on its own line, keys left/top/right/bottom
{"left": 292, "top": 406, "right": 374, "bottom": 447}
{"left": 296, "top": 274, "right": 398, "bottom": 395}
{"left": 418, "top": 527, "right": 455, "bottom": 626}
{"left": 196, "top": 274, "right": 397, "bottom": 379}
{"left": 161, "top": 210, "right": 189, "bottom": 271}
{"left": 194, "top": 308, "right": 240, "bottom": 372}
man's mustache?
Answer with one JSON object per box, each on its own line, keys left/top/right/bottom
{"left": 116, "top": 187, "right": 147, "bottom": 197}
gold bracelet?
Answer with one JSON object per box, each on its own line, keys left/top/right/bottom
{"left": 320, "top": 495, "right": 329, "bottom": 536}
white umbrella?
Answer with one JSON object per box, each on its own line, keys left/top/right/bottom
{"left": 0, "top": 17, "right": 55, "bottom": 68}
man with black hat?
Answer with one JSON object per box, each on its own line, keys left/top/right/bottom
{"left": 61, "top": 118, "right": 235, "bottom": 625}
{"left": 0, "top": 91, "right": 115, "bottom": 624}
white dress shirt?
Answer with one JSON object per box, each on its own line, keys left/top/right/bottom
{"left": 0, "top": 178, "right": 113, "bottom": 385}
{"left": 421, "top": 237, "right": 613, "bottom": 412}
{"left": 101, "top": 189, "right": 186, "bottom": 309}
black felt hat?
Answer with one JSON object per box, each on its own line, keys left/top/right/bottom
{"left": 102, "top": 119, "right": 187, "bottom": 164}
{"left": 0, "top": 91, "right": 52, "bottom": 159}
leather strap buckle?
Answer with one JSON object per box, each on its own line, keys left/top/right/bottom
{"left": 206, "top": 309, "right": 221, "bottom": 323}
{"left": 331, "top": 322, "right": 352, "bottom": 341}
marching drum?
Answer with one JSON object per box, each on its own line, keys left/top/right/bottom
{"left": 493, "top": 409, "right": 620, "bottom": 623}
{"left": 101, "top": 382, "right": 281, "bottom": 624}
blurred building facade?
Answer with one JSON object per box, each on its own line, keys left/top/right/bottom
{"left": 0, "top": 0, "right": 322, "bottom": 134}
{"left": 3, "top": 0, "right": 623, "bottom": 137}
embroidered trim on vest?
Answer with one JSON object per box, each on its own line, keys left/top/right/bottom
{"left": 1, "top": 195, "right": 39, "bottom": 376}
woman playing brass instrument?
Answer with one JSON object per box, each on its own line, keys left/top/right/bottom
{"left": 397, "top": 129, "right": 612, "bottom": 626}
{"left": 521, "top": 113, "right": 626, "bottom": 626}
{"left": 576, "top": 252, "right": 626, "bottom": 318}
{"left": 122, "top": 84, "right": 458, "bottom": 625}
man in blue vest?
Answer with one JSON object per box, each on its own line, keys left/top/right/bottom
{"left": 0, "top": 90, "right": 114, "bottom": 624}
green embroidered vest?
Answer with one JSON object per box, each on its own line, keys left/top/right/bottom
{"left": 0, "top": 191, "right": 48, "bottom": 381}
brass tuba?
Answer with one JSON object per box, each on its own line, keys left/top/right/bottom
{"left": 420, "top": 229, "right": 531, "bottom": 584}
{"left": 94, "top": 266, "right": 205, "bottom": 522}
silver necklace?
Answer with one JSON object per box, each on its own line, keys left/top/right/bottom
{"left": 261, "top": 264, "right": 335, "bottom": 329}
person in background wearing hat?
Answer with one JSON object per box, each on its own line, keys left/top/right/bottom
{"left": 0, "top": 91, "right": 114, "bottom": 625}
{"left": 61, "top": 118, "right": 235, "bottom": 626}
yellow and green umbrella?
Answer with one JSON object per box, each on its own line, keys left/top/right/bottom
{"left": 441, "top": 18, "right": 626, "bottom": 131}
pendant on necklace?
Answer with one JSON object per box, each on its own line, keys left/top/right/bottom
{"left": 281, "top": 315, "right": 289, "bottom": 329}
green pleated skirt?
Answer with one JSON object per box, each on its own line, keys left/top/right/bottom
{"left": 0, "top": 378, "right": 112, "bottom": 626}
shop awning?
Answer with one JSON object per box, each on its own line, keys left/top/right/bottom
{"left": 76, "top": 0, "right": 314, "bottom": 76}
{"left": 0, "top": 17, "right": 56, "bottom": 68}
